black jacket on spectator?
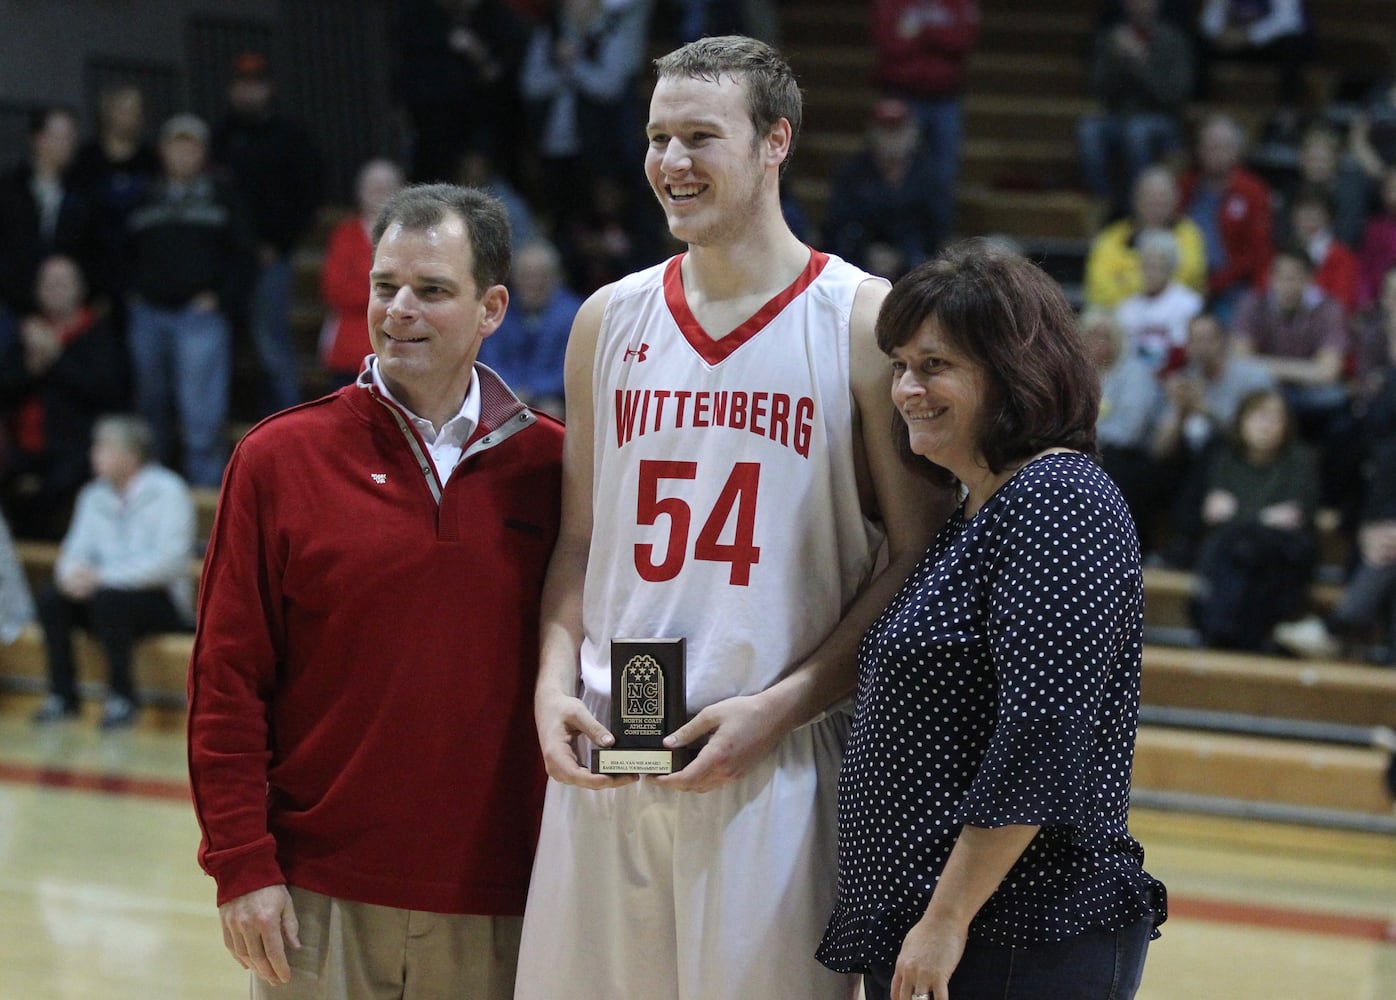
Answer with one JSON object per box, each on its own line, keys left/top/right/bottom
{"left": 69, "top": 139, "right": 161, "bottom": 304}
{"left": 0, "top": 165, "right": 100, "bottom": 315}
{"left": 0, "top": 309, "right": 130, "bottom": 540}
{"left": 1361, "top": 376, "right": 1396, "bottom": 522}
{"left": 212, "top": 111, "right": 322, "bottom": 255}
{"left": 822, "top": 145, "right": 946, "bottom": 278}
{"left": 126, "top": 173, "right": 256, "bottom": 320}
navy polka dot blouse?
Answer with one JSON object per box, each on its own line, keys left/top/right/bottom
{"left": 818, "top": 453, "right": 1167, "bottom": 974}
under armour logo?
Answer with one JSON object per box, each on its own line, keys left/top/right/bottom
{"left": 371, "top": 473, "right": 388, "bottom": 484}
{"left": 624, "top": 343, "right": 649, "bottom": 362}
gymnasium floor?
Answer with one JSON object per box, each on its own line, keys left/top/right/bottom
{"left": 0, "top": 708, "right": 1392, "bottom": 1000}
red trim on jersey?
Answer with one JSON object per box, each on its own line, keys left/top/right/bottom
{"left": 663, "top": 248, "right": 831, "bottom": 365}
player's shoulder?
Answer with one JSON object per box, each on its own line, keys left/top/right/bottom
{"left": 799, "top": 250, "right": 888, "bottom": 329}
{"left": 607, "top": 255, "right": 676, "bottom": 303}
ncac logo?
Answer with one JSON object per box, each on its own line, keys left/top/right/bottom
{"left": 624, "top": 343, "right": 649, "bottom": 362}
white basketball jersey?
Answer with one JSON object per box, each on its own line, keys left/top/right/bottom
{"left": 583, "top": 249, "right": 887, "bottom": 712}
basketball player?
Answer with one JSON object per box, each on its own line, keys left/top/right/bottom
{"left": 515, "top": 36, "right": 953, "bottom": 999}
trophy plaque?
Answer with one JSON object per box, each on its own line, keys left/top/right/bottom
{"left": 590, "top": 637, "right": 695, "bottom": 775}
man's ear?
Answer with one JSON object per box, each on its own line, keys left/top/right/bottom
{"left": 765, "top": 117, "right": 793, "bottom": 170}
{"left": 478, "top": 284, "right": 509, "bottom": 339}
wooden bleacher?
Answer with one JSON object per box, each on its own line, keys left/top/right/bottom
{"left": 1135, "top": 639, "right": 1396, "bottom": 828}
{"left": 1135, "top": 557, "right": 1393, "bottom": 828}
{"left": 1142, "top": 643, "right": 1396, "bottom": 728}
{"left": 0, "top": 493, "right": 216, "bottom": 724}
{"left": 1142, "top": 565, "right": 1344, "bottom": 634}
{"left": 1132, "top": 726, "right": 1392, "bottom": 817}
{"left": 0, "top": 624, "right": 192, "bottom": 718}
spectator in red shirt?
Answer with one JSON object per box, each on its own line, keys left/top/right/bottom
{"left": 1180, "top": 113, "right": 1273, "bottom": 322}
{"left": 869, "top": 0, "right": 981, "bottom": 255}
{"left": 0, "top": 255, "right": 129, "bottom": 540}
{"left": 1287, "top": 185, "right": 1359, "bottom": 315}
{"left": 318, "top": 158, "right": 404, "bottom": 386}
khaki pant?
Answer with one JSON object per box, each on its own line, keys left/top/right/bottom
{"left": 251, "top": 887, "right": 521, "bottom": 1000}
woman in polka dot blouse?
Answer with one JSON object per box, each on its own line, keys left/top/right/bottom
{"left": 818, "top": 241, "right": 1167, "bottom": 1000}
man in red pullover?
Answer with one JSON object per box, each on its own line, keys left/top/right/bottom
{"left": 1180, "top": 113, "right": 1274, "bottom": 322}
{"left": 188, "top": 183, "right": 563, "bottom": 999}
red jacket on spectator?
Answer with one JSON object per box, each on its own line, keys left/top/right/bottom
{"left": 1312, "top": 239, "right": 1360, "bottom": 314}
{"left": 1258, "top": 238, "right": 1361, "bottom": 314}
{"left": 870, "top": 0, "right": 981, "bottom": 99}
{"left": 1179, "top": 165, "right": 1273, "bottom": 298}
{"left": 318, "top": 215, "right": 373, "bottom": 378}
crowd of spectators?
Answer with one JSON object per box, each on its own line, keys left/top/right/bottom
{"left": 1070, "top": 0, "right": 1396, "bottom": 665}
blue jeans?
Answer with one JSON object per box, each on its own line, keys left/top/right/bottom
{"left": 904, "top": 95, "right": 963, "bottom": 251}
{"left": 863, "top": 917, "right": 1154, "bottom": 1000}
{"left": 128, "top": 298, "right": 230, "bottom": 487}
{"left": 1078, "top": 113, "right": 1184, "bottom": 213}
{"left": 250, "top": 257, "right": 302, "bottom": 416}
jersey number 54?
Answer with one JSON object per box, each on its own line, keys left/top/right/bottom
{"left": 635, "top": 459, "right": 761, "bottom": 586}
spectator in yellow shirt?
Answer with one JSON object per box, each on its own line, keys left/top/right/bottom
{"left": 1085, "top": 165, "right": 1207, "bottom": 307}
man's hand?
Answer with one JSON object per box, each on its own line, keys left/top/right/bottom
{"left": 655, "top": 692, "right": 787, "bottom": 793}
{"left": 218, "top": 884, "right": 300, "bottom": 986}
{"left": 535, "top": 687, "right": 637, "bottom": 790}
{"left": 56, "top": 564, "right": 100, "bottom": 601}
{"left": 20, "top": 318, "right": 61, "bottom": 375}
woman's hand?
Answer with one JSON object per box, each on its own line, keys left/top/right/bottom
{"left": 890, "top": 913, "right": 968, "bottom": 1000}
{"left": 1202, "top": 489, "right": 1238, "bottom": 525}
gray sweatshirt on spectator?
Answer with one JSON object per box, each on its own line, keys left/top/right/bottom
{"left": 56, "top": 465, "right": 196, "bottom": 624}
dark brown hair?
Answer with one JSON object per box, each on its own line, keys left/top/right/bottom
{"left": 877, "top": 239, "right": 1100, "bottom": 483}
{"left": 372, "top": 183, "right": 511, "bottom": 292}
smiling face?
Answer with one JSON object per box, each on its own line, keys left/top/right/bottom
{"left": 644, "top": 72, "right": 782, "bottom": 247}
{"left": 368, "top": 213, "right": 506, "bottom": 422}
{"left": 889, "top": 317, "right": 987, "bottom": 481}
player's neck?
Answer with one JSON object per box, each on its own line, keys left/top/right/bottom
{"left": 683, "top": 225, "right": 808, "bottom": 302}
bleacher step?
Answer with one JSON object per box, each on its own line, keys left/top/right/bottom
{"left": 1142, "top": 644, "right": 1396, "bottom": 728}
{"left": 1132, "top": 725, "right": 1393, "bottom": 818}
